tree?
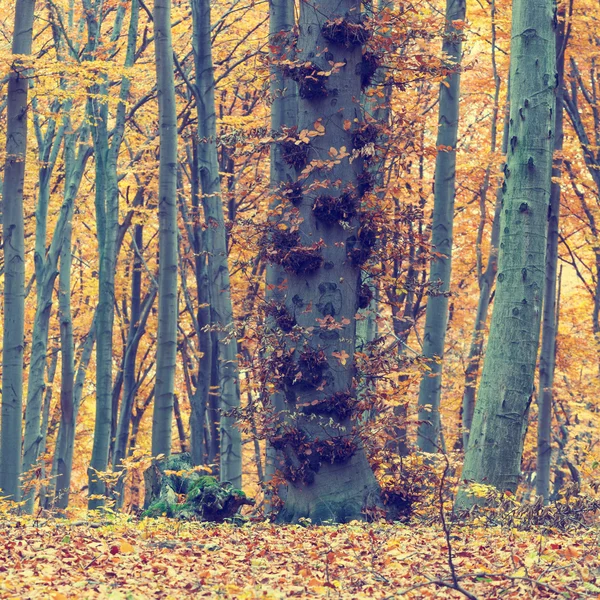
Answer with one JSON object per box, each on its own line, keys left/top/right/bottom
{"left": 416, "top": 0, "right": 466, "bottom": 453}
{"left": 190, "top": 0, "right": 242, "bottom": 487}
{"left": 264, "top": 0, "right": 381, "bottom": 523}
{"left": 264, "top": 0, "right": 297, "bottom": 503}
{"left": 536, "top": 5, "right": 569, "bottom": 502}
{"left": 151, "top": 0, "right": 179, "bottom": 459}
{"left": 460, "top": 0, "right": 506, "bottom": 450}
{"left": 0, "top": 0, "right": 36, "bottom": 500}
{"left": 85, "top": 1, "right": 134, "bottom": 509}
{"left": 456, "top": 0, "right": 556, "bottom": 508}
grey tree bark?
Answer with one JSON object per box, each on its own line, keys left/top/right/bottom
{"left": 85, "top": 1, "right": 131, "bottom": 509}
{"left": 268, "top": 0, "right": 381, "bottom": 523}
{"left": 264, "top": 0, "right": 297, "bottom": 503}
{"left": 417, "top": 0, "right": 466, "bottom": 453}
{"left": 190, "top": 0, "right": 242, "bottom": 487}
{"left": 455, "top": 0, "right": 556, "bottom": 508}
{"left": 151, "top": 0, "right": 179, "bottom": 458}
{"left": 536, "top": 11, "right": 567, "bottom": 502}
{"left": 179, "top": 144, "right": 212, "bottom": 467}
{"left": 0, "top": 0, "right": 36, "bottom": 501}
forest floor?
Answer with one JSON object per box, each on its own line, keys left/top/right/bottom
{"left": 0, "top": 516, "right": 599, "bottom": 599}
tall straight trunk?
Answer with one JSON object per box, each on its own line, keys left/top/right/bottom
{"left": 461, "top": 19, "right": 509, "bottom": 449}
{"left": 0, "top": 0, "right": 36, "bottom": 501}
{"left": 191, "top": 0, "right": 242, "bottom": 487}
{"left": 86, "top": 1, "right": 135, "bottom": 508}
{"left": 113, "top": 207, "right": 152, "bottom": 480}
{"left": 537, "top": 13, "right": 567, "bottom": 502}
{"left": 264, "top": 0, "right": 297, "bottom": 498}
{"left": 269, "top": 0, "right": 381, "bottom": 523}
{"left": 416, "top": 0, "right": 466, "bottom": 452}
{"left": 455, "top": 0, "right": 556, "bottom": 508}
{"left": 151, "top": 0, "right": 178, "bottom": 458}
{"left": 179, "top": 144, "right": 212, "bottom": 466}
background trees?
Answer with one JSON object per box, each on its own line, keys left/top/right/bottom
{"left": 456, "top": 0, "right": 557, "bottom": 507}
{"left": 0, "top": 0, "right": 597, "bottom": 518}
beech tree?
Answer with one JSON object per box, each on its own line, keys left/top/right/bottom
{"left": 0, "top": 0, "right": 36, "bottom": 500}
{"left": 416, "top": 0, "right": 466, "bottom": 453}
{"left": 536, "top": 7, "right": 568, "bottom": 502}
{"left": 151, "top": 0, "right": 178, "bottom": 458}
{"left": 456, "top": 0, "right": 556, "bottom": 508}
{"left": 264, "top": 0, "right": 381, "bottom": 523}
{"left": 190, "top": 0, "right": 242, "bottom": 487}
{"left": 265, "top": 0, "right": 297, "bottom": 498}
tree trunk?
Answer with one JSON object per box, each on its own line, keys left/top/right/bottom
{"left": 151, "top": 0, "right": 179, "bottom": 458}
{"left": 0, "top": 0, "right": 36, "bottom": 501}
{"left": 191, "top": 0, "right": 242, "bottom": 488}
{"left": 536, "top": 12, "right": 567, "bottom": 502}
{"left": 267, "top": 0, "right": 381, "bottom": 523}
{"left": 461, "top": 25, "right": 509, "bottom": 449}
{"left": 179, "top": 143, "right": 212, "bottom": 467}
{"left": 86, "top": 1, "right": 134, "bottom": 508}
{"left": 416, "top": 0, "right": 466, "bottom": 453}
{"left": 455, "top": 0, "right": 556, "bottom": 508}
{"left": 54, "top": 316, "right": 97, "bottom": 510}
{"left": 264, "top": 0, "right": 297, "bottom": 506}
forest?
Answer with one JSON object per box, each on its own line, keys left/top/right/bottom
{"left": 0, "top": 0, "right": 599, "bottom": 597}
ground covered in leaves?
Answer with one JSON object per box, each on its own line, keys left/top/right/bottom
{"left": 0, "top": 516, "right": 599, "bottom": 599}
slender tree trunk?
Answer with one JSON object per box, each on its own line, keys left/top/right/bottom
{"left": 536, "top": 12, "right": 567, "bottom": 502}
{"left": 54, "top": 317, "right": 96, "bottom": 510}
{"left": 22, "top": 107, "right": 78, "bottom": 511}
{"left": 416, "top": 0, "right": 466, "bottom": 453}
{"left": 179, "top": 144, "right": 212, "bottom": 466}
{"left": 264, "top": 0, "right": 297, "bottom": 504}
{"left": 86, "top": 1, "right": 135, "bottom": 508}
{"left": 191, "top": 0, "right": 242, "bottom": 487}
{"left": 52, "top": 128, "right": 92, "bottom": 510}
{"left": 151, "top": 0, "right": 178, "bottom": 458}
{"left": 455, "top": 0, "right": 556, "bottom": 508}
{"left": 461, "top": 51, "right": 509, "bottom": 450}
{"left": 0, "top": 0, "right": 36, "bottom": 501}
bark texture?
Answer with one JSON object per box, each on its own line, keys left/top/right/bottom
{"left": 151, "top": 0, "right": 178, "bottom": 459}
{"left": 264, "top": 0, "right": 297, "bottom": 503}
{"left": 456, "top": 0, "right": 556, "bottom": 508}
{"left": 0, "top": 0, "right": 36, "bottom": 501}
{"left": 269, "top": 0, "right": 381, "bottom": 523}
{"left": 417, "top": 0, "right": 466, "bottom": 452}
{"left": 191, "top": 0, "right": 242, "bottom": 487}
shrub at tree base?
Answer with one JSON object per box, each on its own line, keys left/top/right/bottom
{"left": 142, "top": 453, "right": 253, "bottom": 521}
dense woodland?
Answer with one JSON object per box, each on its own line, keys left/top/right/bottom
{"left": 1, "top": 0, "right": 600, "bottom": 597}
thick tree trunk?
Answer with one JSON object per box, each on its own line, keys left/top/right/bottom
{"left": 416, "top": 0, "right": 466, "bottom": 452}
{"left": 456, "top": 0, "right": 556, "bottom": 508}
{"left": 151, "top": 0, "right": 178, "bottom": 458}
{"left": 191, "top": 0, "right": 242, "bottom": 487}
{"left": 264, "top": 0, "right": 297, "bottom": 504}
{"left": 0, "top": 0, "right": 36, "bottom": 501}
{"left": 266, "top": 0, "right": 381, "bottom": 523}
{"left": 536, "top": 14, "right": 567, "bottom": 502}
